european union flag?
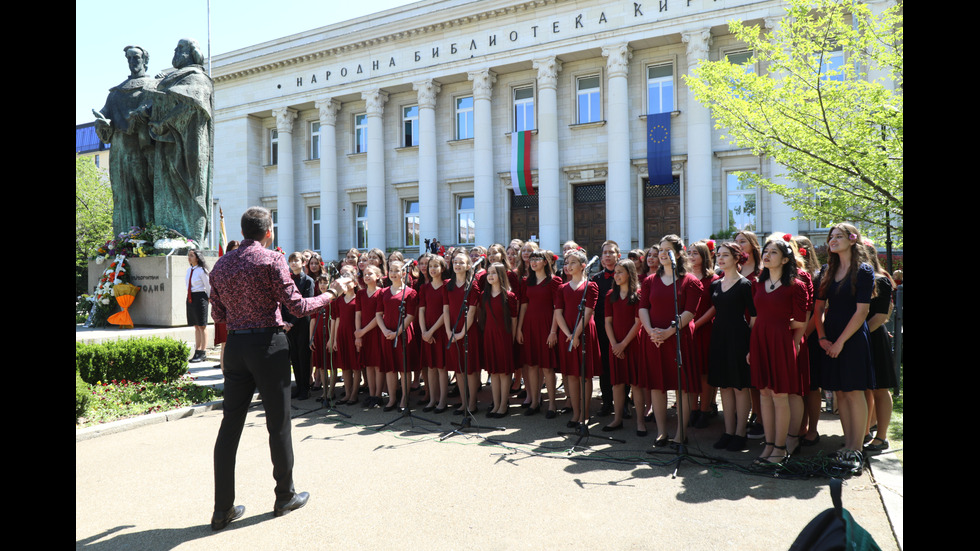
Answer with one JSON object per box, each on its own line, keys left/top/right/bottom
{"left": 646, "top": 112, "right": 671, "bottom": 186}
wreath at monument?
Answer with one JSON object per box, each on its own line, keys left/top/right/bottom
{"left": 94, "top": 225, "right": 197, "bottom": 264}
{"left": 82, "top": 256, "right": 133, "bottom": 326}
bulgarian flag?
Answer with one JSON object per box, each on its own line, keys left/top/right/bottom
{"left": 510, "top": 130, "right": 534, "bottom": 196}
{"left": 217, "top": 207, "right": 229, "bottom": 256}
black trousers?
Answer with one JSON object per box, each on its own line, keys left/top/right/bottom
{"left": 214, "top": 331, "right": 296, "bottom": 511}
{"left": 287, "top": 319, "right": 311, "bottom": 395}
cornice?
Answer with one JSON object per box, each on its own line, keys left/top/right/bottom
{"left": 214, "top": 0, "right": 564, "bottom": 83}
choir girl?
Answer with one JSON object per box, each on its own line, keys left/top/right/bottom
{"left": 603, "top": 259, "right": 643, "bottom": 434}
{"left": 638, "top": 235, "right": 703, "bottom": 446}
{"left": 330, "top": 265, "right": 362, "bottom": 405}
{"left": 480, "top": 262, "right": 518, "bottom": 418}
{"left": 749, "top": 239, "right": 807, "bottom": 466}
{"left": 706, "top": 242, "right": 755, "bottom": 451}
{"left": 420, "top": 255, "right": 450, "bottom": 412}
{"left": 354, "top": 265, "right": 385, "bottom": 407}
{"left": 814, "top": 224, "right": 876, "bottom": 469}
{"left": 516, "top": 249, "right": 561, "bottom": 417}
{"left": 376, "top": 259, "right": 417, "bottom": 411}
{"left": 444, "top": 249, "right": 482, "bottom": 414}
{"left": 554, "top": 249, "right": 601, "bottom": 428}
{"left": 689, "top": 239, "right": 719, "bottom": 427}
{"left": 862, "top": 241, "right": 895, "bottom": 453}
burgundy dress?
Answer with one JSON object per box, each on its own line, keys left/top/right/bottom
{"left": 310, "top": 307, "right": 331, "bottom": 370}
{"left": 356, "top": 287, "right": 384, "bottom": 367}
{"left": 520, "top": 275, "right": 561, "bottom": 369}
{"left": 329, "top": 293, "right": 360, "bottom": 372}
{"left": 445, "top": 280, "right": 482, "bottom": 374}
{"left": 554, "top": 280, "right": 601, "bottom": 378}
{"left": 419, "top": 280, "right": 448, "bottom": 370}
{"left": 604, "top": 290, "right": 641, "bottom": 387}
{"left": 638, "top": 273, "right": 703, "bottom": 393}
{"left": 508, "top": 271, "right": 524, "bottom": 368}
{"left": 750, "top": 278, "right": 807, "bottom": 394}
{"left": 482, "top": 290, "right": 518, "bottom": 374}
{"left": 692, "top": 273, "right": 719, "bottom": 376}
{"left": 378, "top": 285, "right": 418, "bottom": 374}
{"left": 794, "top": 270, "right": 814, "bottom": 393}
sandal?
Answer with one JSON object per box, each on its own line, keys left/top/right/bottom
{"left": 865, "top": 437, "right": 889, "bottom": 452}
{"left": 752, "top": 442, "right": 775, "bottom": 467}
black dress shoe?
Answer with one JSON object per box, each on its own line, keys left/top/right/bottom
{"left": 274, "top": 491, "right": 310, "bottom": 517}
{"left": 422, "top": 405, "right": 436, "bottom": 412}
{"left": 636, "top": 429, "right": 648, "bottom": 437}
{"left": 544, "top": 409, "right": 557, "bottom": 419}
{"left": 211, "top": 505, "right": 245, "bottom": 531}
{"left": 566, "top": 420, "right": 580, "bottom": 429}
{"left": 602, "top": 423, "right": 623, "bottom": 432}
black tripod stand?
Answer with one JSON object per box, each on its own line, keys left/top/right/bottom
{"left": 377, "top": 283, "right": 440, "bottom": 431}
{"left": 440, "top": 259, "right": 503, "bottom": 441}
{"left": 557, "top": 257, "right": 625, "bottom": 452}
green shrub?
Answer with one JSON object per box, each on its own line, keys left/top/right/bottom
{"left": 76, "top": 372, "right": 90, "bottom": 422}
{"left": 76, "top": 337, "right": 190, "bottom": 384}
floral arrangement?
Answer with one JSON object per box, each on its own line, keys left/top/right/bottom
{"left": 94, "top": 226, "right": 197, "bottom": 264}
{"left": 82, "top": 255, "right": 132, "bottom": 326}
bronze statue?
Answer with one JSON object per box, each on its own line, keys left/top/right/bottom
{"left": 148, "top": 38, "right": 214, "bottom": 245}
{"left": 93, "top": 45, "right": 157, "bottom": 235}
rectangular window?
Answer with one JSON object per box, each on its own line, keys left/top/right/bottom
{"left": 514, "top": 86, "right": 535, "bottom": 132}
{"left": 647, "top": 64, "right": 674, "bottom": 115}
{"left": 310, "top": 122, "right": 320, "bottom": 160}
{"left": 727, "top": 51, "right": 755, "bottom": 74}
{"left": 726, "top": 172, "right": 757, "bottom": 233}
{"left": 455, "top": 96, "right": 474, "bottom": 140}
{"left": 310, "top": 206, "right": 321, "bottom": 252}
{"left": 355, "top": 203, "right": 368, "bottom": 249}
{"left": 403, "top": 105, "right": 419, "bottom": 147}
{"left": 270, "top": 129, "right": 279, "bottom": 165}
{"left": 456, "top": 195, "right": 475, "bottom": 244}
{"left": 576, "top": 75, "right": 601, "bottom": 124}
{"left": 270, "top": 209, "right": 280, "bottom": 249}
{"left": 404, "top": 200, "right": 420, "bottom": 247}
{"left": 354, "top": 113, "right": 367, "bottom": 153}
{"left": 820, "top": 46, "right": 845, "bottom": 82}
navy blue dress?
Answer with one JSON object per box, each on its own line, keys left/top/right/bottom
{"left": 818, "top": 263, "right": 876, "bottom": 391}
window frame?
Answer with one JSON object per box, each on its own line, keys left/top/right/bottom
{"left": 270, "top": 129, "right": 279, "bottom": 165}
{"left": 513, "top": 85, "right": 535, "bottom": 132}
{"left": 725, "top": 171, "right": 759, "bottom": 234}
{"left": 646, "top": 63, "right": 675, "bottom": 115}
{"left": 310, "top": 206, "right": 321, "bottom": 252}
{"left": 403, "top": 199, "right": 420, "bottom": 248}
{"left": 455, "top": 95, "right": 474, "bottom": 140}
{"left": 270, "top": 209, "right": 280, "bottom": 249}
{"left": 456, "top": 195, "right": 475, "bottom": 245}
{"left": 402, "top": 105, "right": 419, "bottom": 148}
{"left": 353, "top": 112, "right": 368, "bottom": 154}
{"left": 310, "top": 121, "right": 321, "bottom": 160}
{"left": 576, "top": 75, "right": 601, "bottom": 125}
{"left": 354, "top": 203, "right": 368, "bottom": 250}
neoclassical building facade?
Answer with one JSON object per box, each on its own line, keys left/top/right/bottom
{"left": 210, "top": 0, "right": 881, "bottom": 258}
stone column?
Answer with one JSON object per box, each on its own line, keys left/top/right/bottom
{"left": 468, "top": 69, "right": 496, "bottom": 246}
{"left": 602, "top": 43, "right": 633, "bottom": 249}
{"left": 682, "top": 29, "right": 713, "bottom": 241}
{"left": 760, "top": 16, "right": 798, "bottom": 235}
{"left": 413, "top": 80, "right": 441, "bottom": 247}
{"left": 272, "top": 107, "right": 298, "bottom": 254}
{"left": 315, "top": 97, "right": 341, "bottom": 259}
{"left": 362, "top": 89, "right": 388, "bottom": 250}
{"left": 532, "top": 56, "right": 562, "bottom": 252}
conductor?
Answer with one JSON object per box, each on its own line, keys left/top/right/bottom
{"left": 208, "top": 206, "right": 354, "bottom": 530}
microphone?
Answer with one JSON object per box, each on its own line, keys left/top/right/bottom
{"left": 472, "top": 256, "right": 485, "bottom": 270}
{"left": 585, "top": 255, "right": 600, "bottom": 272}
{"left": 667, "top": 249, "right": 677, "bottom": 268}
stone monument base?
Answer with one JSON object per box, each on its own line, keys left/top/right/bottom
{"left": 87, "top": 251, "right": 219, "bottom": 327}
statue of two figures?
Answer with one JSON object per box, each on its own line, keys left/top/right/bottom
{"left": 93, "top": 38, "right": 213, "bottom": 245}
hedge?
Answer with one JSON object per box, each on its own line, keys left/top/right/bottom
{"left": 76, "top": 372, "right": 90, "bottom": 422}
{"left": 76, "top": 337, "right": 189, "bottom": 384}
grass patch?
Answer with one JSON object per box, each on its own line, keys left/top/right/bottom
{"left": 77, "top": 375, "right": 221, "bottom": 428}
{"left": 889, "top": 368, "right": 903, "bottom": 464}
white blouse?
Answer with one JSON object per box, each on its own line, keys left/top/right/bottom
{"left": 186, "top": 266, "right": 211, "bottom": 295}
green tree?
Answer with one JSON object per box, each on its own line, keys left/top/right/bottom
{"left": 76, "top": 157, "right": 113, "bottom": 295}
{"left": 687, "top": 0, "right": 902, "bottom": 245}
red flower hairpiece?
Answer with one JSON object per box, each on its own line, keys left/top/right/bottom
{"left": 799, "top": 248, "right": 808, "bottom": 257}
{"left": 782, "top": 233, "right": 792, "bottom": 242}
{"left": 848, "top": 233, "right": 857, "bottom": 241}
{"left": 706, "top": 240, "right": 715, "bottom": 251}
{"left": 552, "top": 254, "right": 559, "bottom": 262}
{"left": 576, "top": 246, "right": 584, "bottom": 251}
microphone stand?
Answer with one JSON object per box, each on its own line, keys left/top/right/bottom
{"left": 377, "top": 283, "right": 440, "bottom": 431}
{"left": 646, "top": 251, "right": 695, "bottom": 477}
{"left": 558, "top": 257, "right": 625, "bottom": 452}
{"left": 440, "top": 260, "right": 503, "bottom": 441}
{"left": 319, "top": 300, "right": 350, "bottom": 420}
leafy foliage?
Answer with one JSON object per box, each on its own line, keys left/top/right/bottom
{"left": 76, "top": 157, "right": 113, "bottom": 295}
{"left": 77, "top": 375, "right": 220, "bottom": 427}
{"left": 687, "top": 0, "right": 902, "bottom": 245}
{"left": 75, "top": 337, "right": 190, "bottom": 384}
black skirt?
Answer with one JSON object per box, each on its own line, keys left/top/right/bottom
{"left": 187, "top": 291, "right": 209, "bottom": 326}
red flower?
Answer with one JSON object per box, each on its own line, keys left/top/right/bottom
{"left": 782, "top": 233, "right": 792, "bottom": 242}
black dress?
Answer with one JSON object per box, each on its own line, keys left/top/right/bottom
{"left": 707, "top": 277, "right": 756, "bottom": 390}
{"left": 818, "top": 264, "right": 876, "bottom": 391}
{"left": 868, "top": 275, "right": 897, "bottom": 389}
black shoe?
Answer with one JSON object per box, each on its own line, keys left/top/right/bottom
{"left": 636, "top": 429, "right": 648, "bottom": 437}
{"left": 694, "top": 411, "right": 711, "bottom": 429}
{"left": 602, "top": 423, "right": 623, "bottom": 432}
{"left": 524, "top": 405, "right": 540, "bottom": 416}
{"left": 274, "top": 491, "right": 309, "bottom": 517}
{"left": 713, "top": 433, "right": 733, "bottom": 450}
{"left": 189, "top": 350, "right": 205, "bottom": 363}
{"left": 654, "top": 436, "right": 669, "bottom": 447}
{"left": 747, "top": 422, "right": 765, "bottom": 439}
{"left": 211, "top": 505, "right": 245, "bottom": 531}
{"left": 644, "top": 412, "right": 655, "bottom": 423}
{"left": 726, "top": 435, "right": 748, "bottom": 452}
{"left": 688, "top": 410, "right": 701, "bottom": 427}
{"left": 545, "top": 409, "right": 557, "bottom": 419}
{"left": 566, "top": 421, "right": 580, "bottom": 429}
{"left": 434, "top": 406, "right": 448, "bottom": 414}
{"left": 422, "top": 405, "right": 436, "bottom": 412}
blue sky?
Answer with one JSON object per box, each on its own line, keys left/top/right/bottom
{"left": 76, "top": 0, "right": 417, "bottom": 124}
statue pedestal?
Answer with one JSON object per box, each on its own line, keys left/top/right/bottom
{"left": 88, "top": 253, "right": 218, "bottom": 327}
